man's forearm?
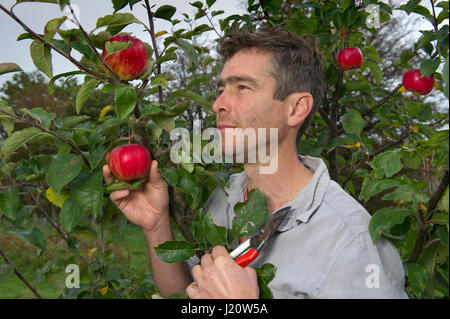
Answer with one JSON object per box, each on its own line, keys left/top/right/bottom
{"left": 143, "top": 217, "right": 192, "bottom": 297}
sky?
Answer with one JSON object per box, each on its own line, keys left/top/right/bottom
{"left": 0, "top": 0, "right": 246, "bottom": 85}
{"left": 0, "top": 0, "right": 444, "bottom": 88}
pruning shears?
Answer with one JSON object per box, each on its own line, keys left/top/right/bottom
{"left": 230, "top": 206, "right": 291, "bottom": 268}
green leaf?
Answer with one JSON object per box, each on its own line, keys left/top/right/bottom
{"left": 44, "top": 17, "right": 66, "bottom": 42}
{"left": 18, "top": 227, "right": 46, "bottom": 254}
{"left": 403, "top": 0, "right": 421, "bottom": 14}
{"left": 369, "top": 207, "right": 410, "bottom": 242}
{"left": 96, "top": 12, "right": 142, "bottom": 29}
{"left": 21, "top": 107, "right": 56, "bottom": 130}
{"left": 176, "top": 39, "right": 199, "bottom": 72}
{"left": 344, "top": 80, "right": 371, "bottom": 92}
{"left": 46, "top": 154, "right": 83, "bottom": 194}
{"left": 154, "top": 241, "right": 196, "bottom": 263}
{"left": 370, "top": 150, "right": 403, "bottom": 178}
{"left": 232, "top": 189, "right": 269, "bottom": 239}
{"left": 30, "top": 40, "right": 52, "bottom": 78}
{"left": 405, "top": 263, "right": 428, "bottom": 296}
{"left": 191, "top": 208, "right": 208, "bottom": 247}
{"left": 71, "top": 170, "right": 104, "bottom": 218}
{"left": 115, "top": 85, "right": 137, "bottom": 119}
{"left": 428, "top": 130, "right": 449, "bottom": 147}
{"left": 104, "top": 40, "right": 132, "bottom": 54}
{"left": 190, "top": 1, "right": 203, "bottom": 9}
{"left": 60, "top": 198, "right": 82, "bottom": 232}
{"left": 48, "top": 71, "right": 85, "bottom": 95}
{"left": 367, "top": 61, "right": 383, "bottom": 86}
{"left": 76, "top": 78, "right": 101, "bottom": 114}
{"left": 0, "top": 63, "right": 22, "bottom": 75}
{"left": 160, "top": 167, "right": 180, "bottom": 186}
{"left": 105, "top": 179, "right": 146, "bottom": 192}
{"left": 0, "top": 127, "right": 46, "bottom": 161}
{"left": 204, "top": 211, "right": 227, "bottom": 247}
{"left": 359, "top": 177, "right": 401, "bottom": 202}
{"left": 154, "top": 5, "right": 177, "bottom": 21}
{"left": 0, "top": 186, "right": 20, "bottom": 220}
{"left": 342, "top": 109, "right": 365, "bottom": 135}
{"left": 255, "top": 263, "right": 275, "bottom": 299}
{"left": 187, "top": 75, "right": 211, "bottom": 90}
{"left": 206, "top": 0, "right": 216, "bottom": 8}
{"left": 171, "top": 89, "right": 212, "bottom": 114}
{"left": 443, "top": 56, "right": 449, "bottom": 99}
{"left": 381, "top": 185, "right": 429, "bottom": 205}
{"left": 420, "top": 57, "right": 441, "bottom": 76}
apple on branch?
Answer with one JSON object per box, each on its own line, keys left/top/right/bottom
{"left": 337, "top": 47, "right": 363, "bottom": 70}
{"left": 402, "top": 69, "right": 435, "bottom": 95}
{"left": 106, "top": 144, "right": 152, "bottom": 191}
{"left": 101, "top": 34, "right": 147, "bottom": 81}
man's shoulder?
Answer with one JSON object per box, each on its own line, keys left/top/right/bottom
{"left": 318, "top": 179, "right": 372, "bottom": 234}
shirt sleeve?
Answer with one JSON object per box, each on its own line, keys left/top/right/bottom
{"left": 316, "top": 231, "right": 409, "bottom": 299}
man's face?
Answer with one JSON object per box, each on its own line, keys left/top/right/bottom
{"left": 213, "top": 48, "right": 288, "bottom": 163}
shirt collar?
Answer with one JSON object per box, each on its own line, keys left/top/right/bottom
{"left": 225, "top": 155, "right": 331, "bottom": 232}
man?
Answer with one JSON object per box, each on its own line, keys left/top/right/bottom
{"left": 103, "top": 27, "right": 408, "bottom": 299}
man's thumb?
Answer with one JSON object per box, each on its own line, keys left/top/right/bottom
{"left": 149, "top": 160, "right": 165, "bottom": 186}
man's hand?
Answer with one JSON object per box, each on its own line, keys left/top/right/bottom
{"left": 103, "top": 159, "right": 169, "bottom": 233}
{"left": 186, "top": 246, "right": 259, "bottom": 299}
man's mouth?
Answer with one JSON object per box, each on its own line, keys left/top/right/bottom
{"left": 217, "top": 124, "right": 238, "bottom": 133}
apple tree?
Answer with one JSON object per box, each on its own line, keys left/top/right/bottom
{"left": 0, "top": 0, "right": 448, "bottom": 299}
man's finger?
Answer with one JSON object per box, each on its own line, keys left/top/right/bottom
{"left": 103, "top": 165, "right": 115, "bottom": 184}
{"left": 186, "top": 281, "right": 199, "bottom": 299}
{"left": 211, "top": 246, "right": 230, "bottom": 259}
{"left": 191, "top": 264, "right": 203, "bottom": 281}
{"left": 109, "top": 189, "right": 130, "bottom": 202}
{"left": 201, "top": 253, "right": 214, "bottom": 269}
{"left": 149, "top": 160, "right": 166, "bottom": 187}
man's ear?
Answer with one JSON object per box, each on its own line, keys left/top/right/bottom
{"left": 286, "top": 92, "right": 314, "bottom": 127}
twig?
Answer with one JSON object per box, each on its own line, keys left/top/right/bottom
{"left": 258, "top": 0, "right": 271, "bottom": 22}
{"left": 143, "top": 0, "right": 163, "bottom": 103}
{"left": 0, "top": 248, "right": 42, "bottom": 299}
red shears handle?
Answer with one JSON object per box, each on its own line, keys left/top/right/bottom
{"left": 234, "top": 248, "right": 259, "bottom": 267}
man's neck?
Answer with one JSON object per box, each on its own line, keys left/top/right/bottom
{"left": 244, "top": 148, "right": 314, "bottom": 213}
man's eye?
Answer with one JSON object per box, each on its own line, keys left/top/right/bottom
{"left": 238, "top": 85, "right": 250, "bottom": 90}
{"left": 217, "top": 88, "right": 224, "bottom": 95}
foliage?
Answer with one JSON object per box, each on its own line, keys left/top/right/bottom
{"left": 0, "top": 0, "right": 448, "bottom": 299}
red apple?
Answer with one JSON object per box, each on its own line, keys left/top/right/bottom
{"left": 402, "top": 69, "right": 435, "bottom": 95}
{"left": 337, "top": 47, "right": 363, "bottom": 70}
{"left": 101, "top": 34, "right": 147, "bottom": 81}
{"left": 107, "top": 144, "right": 151, "bottom": 182}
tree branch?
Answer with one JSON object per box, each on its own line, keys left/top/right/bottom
{"left": 143, "top": 0, "right": 163, "bottom": 103}
{"left": 408, "top": 169, "right": 449, "bottom": 263}
{"left": 0, "top": 248, "right": 42, "bottom": 299}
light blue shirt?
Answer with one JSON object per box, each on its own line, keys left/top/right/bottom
{"left": 188, "top": 155, "right": 409, "bottom": 299}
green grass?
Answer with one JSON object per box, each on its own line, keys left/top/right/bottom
{"left": 0, "top": 221, "right": 151, "bottom": 299}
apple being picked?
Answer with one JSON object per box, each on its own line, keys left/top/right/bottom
{"left": 337, "top": 47, "right": 363, "bottom": 70}
{"left": 402, "top": 69, "right": 435, "bottom": 95}
{"left": 107, "top": 144, "right": 151, "bottom": 183}
{"left": 101, "top": 34, "right": 147, "bottom": 81}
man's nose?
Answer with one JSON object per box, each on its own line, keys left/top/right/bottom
{"left": 212, "top": 91, "right": 231, "bottom": 114}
